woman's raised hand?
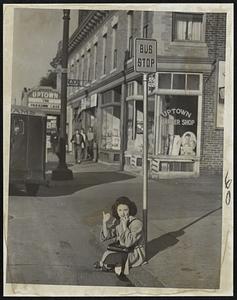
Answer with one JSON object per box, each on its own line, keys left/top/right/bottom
{"left": 103, "top": 211, "right": 111, "bottom": 223}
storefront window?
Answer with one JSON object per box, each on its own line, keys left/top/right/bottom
{"left": 114, "top": 86, "right": 121, "bottom": 103}
{"left": 159, "top": 73, "right": 171, "bottom": 89}
{"left": 187, "top": 74, "right": 200, "bottom": 90}
{"left": 127, "top": 82, "right": 135, "bottom": 97}
{"left": 159, "top": 95, "right": 198, "bottom": 156}
{"left": 101, "top": 106, "right": 120, "bottom": 150}
{"left": 127, "top": 101, "right": 134, "bottom": 142}
{"left": 102, "top": 90, "right": 113, "bottom": 105}
{"left": 173, "top": 74, "right": 185, "bottom": 89}
{"left": 158, "top": 72, "right": 201, "bottom": 91}
{"left": 126, "top": 98, "right": 154, "bottom": 154}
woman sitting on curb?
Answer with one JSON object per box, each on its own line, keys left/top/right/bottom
{"left": 94, "top": 196, "right": 145, "bottom": 281}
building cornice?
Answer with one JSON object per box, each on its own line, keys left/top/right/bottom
{"left": 51, "top": 10, "right": 115, "bottom": 67}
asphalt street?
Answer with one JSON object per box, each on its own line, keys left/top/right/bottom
{"left": 6, "top": 153, "right": 223, "bottom": 289}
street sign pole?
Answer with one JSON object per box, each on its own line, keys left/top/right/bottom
{"left": 143, "top": 72, "right": 148, "bottom": 261}
{"left": 134, "top": 37, "right": 157, "bottom": 262}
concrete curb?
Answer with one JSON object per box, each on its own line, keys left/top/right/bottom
{"left": 128, "top": 264, "right": 165, "bottom": 288}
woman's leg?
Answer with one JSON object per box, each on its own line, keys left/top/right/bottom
{"left": 103, "top": 252, "right": 128, "bottom": 274}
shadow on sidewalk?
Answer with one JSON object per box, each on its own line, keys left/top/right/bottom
{"left": 9, "top": 171, "right": 136, "bottom": 197}
{"left": 147, "top": 206, "right": 222, "bottom": 261}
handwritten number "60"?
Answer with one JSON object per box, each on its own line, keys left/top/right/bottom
{"left": 225, "top": 171, "right": 232, "bottom": 206}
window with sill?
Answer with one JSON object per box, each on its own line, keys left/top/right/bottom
{"left": 102, "top": 34, "right": 107, "bottom": 75}
{"left": 112, "top": 24, "right": 118, "bottom": 69}
{"left": 142, "top": 11, "right": 149, "bottom": 38}
{"left": 101, "top": 106, "right": 121, "bottom": 151}
{"left": 172, "top": 12, "right": 204, "bottom": 42}
{"left": 81, "top": 54, "right": 85, "bottom": 82}
{"left": 76, "top": 58, "right": 80, "bottom": 91}
{"left": 101, "top": 87, "right": 122, "bottom": 150}
{"left": 87, "top": 49, "right": 91, "bottom": 82}
{"left": 126, "top": 98, "right": 155, "bottom": 155}
{"left": 127, "top": 11, "right": 134, "bottom": 59}
{"left": 127, "top": 81, "right": 143, "bottom": 97}
{"left": 158, "top": 73, "right": 201, "bottom": 91}
{"left": 93, "top": 43, "right": 98, "bottom": 81}
{"left": 101, "top": 86, "right": 121, "bottom": 105}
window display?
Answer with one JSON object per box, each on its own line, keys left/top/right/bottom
{"left": 101, "top": 106, "right": 120, "bottom": 150}
{"left": 159, "top": 95, "right": 198, "bottom": 156}
{"left": 126, "top": 99, "right": 154, "bottom": 154}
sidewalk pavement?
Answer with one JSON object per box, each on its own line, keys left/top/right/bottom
{"left": 47, "top": 152, "right": 223, "bottom": 289}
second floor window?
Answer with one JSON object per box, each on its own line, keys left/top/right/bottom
{"left": 87, "top": 49, "right": 91, "bottom": 82}
{"left": 127, "top": 11, "right": 134, "bottom": 59}
{"left": 102, "top": 33, "right": 107, "bottom": 75}
{"left": 172, "top": 13, "right": 204, "bottom": 42}
{"left": 112, "top": 24, "right": 118, "bottom": 69}
{"left": 81, "top": 54, "right": 85, "bottom": 82}
{"left": 143, "top": 11, "right": 149, "bottom": 38}
{"left": 76, "top": 58, "right": 80, "bottom": 90}
{"left": 93, "top": 42, "right": 97, "bottom": 81}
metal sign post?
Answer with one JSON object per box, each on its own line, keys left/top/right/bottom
{"left": 134, "top": 38, "right": 157, "bottom": 261}
{"left": 143, "top": 72, "right": 148, "bottom": 260}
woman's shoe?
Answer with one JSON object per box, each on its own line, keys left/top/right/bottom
{"left": 93, "top": 261, "right": 101, "bottom": 269}
{"left": 93, "top": 261, "right": 113, "bottom": 272}
{"left": 116, "top": 273, "right": 129, "bottom": 282}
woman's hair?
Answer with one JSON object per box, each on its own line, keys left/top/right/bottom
{"left": 111, "top": 196, "right": 137, "bottom": 219}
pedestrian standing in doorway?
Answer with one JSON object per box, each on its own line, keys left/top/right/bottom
{"left": 70, "top": 129, "right": 84, "bottom": 164}
{"left": 55, "top": 129, "right": 61, "bottom": 161}
{"left": 93, "top": 196, "right": 145, "bottom": 281}
{"left": 87, "top": 127, "right": 94, "bottom": 160}
{"left": 80, "top": 128, "right": 87, "bottom": 160}
{"left": 50, "top": 130, "right": 58, "bottom": 154}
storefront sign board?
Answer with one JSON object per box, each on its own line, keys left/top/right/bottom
{"left": 27, "top": 88, "right": 61, "bottom": 113}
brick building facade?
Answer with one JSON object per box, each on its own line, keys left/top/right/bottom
{"left": 51, "top": 10, "right": 226, "bottom": 178}
{"left": 200, "top": 13, "right": 226, "bottom": 174}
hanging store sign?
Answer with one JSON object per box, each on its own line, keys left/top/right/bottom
{"left": 134, "top": 38, "right": 157, "bottom": 73}
{"left": 67, "top": 79, "right": 91, "bottom": 87}
{"left": 148, "top": 73, "right": 156, "bottom": 93}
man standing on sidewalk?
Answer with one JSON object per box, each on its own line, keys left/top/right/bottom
{"left": 87, "top": 127, "right": 94, "bottom": 160}
{"left": 70, "top": 129, "right": 85, "bottom": 164}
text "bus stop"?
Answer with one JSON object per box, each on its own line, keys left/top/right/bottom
{"left": 135, "top": 38, "right": 157, "bottom": 73}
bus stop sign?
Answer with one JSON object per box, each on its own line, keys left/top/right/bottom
{"left": 135, "top": 38, "right": 157, "bottom": 73}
